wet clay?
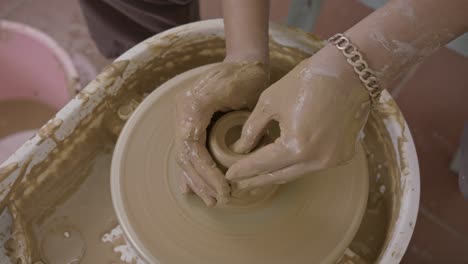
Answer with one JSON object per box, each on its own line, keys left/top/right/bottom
{"left": 207, "top": 110, "right": 280, "bottom": 203}
{"left": 0, "top": 32, "right": 394, "bottom": 264}
{"left": 0, "top": 99, "right": 56, "bottom": 163}
{"left": 207, "top": 111, "right": 280, "bottom": 170}
{"left": 112, "top": 65, "right": 369, "bottom": 263}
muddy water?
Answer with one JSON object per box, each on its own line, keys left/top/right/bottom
{"left": 30, "top": 150, "right": 120, "bottom": 263}
{"left": 0, "top": 99, "right": 56, "bottom": 163}
{"left": 1, "top": 33, "right": 394, "bottom": 264}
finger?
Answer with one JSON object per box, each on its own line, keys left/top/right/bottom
{"left": 177, "top": 109, "right": 213, "bottom": 141}
{"left": 183, "top": 173, "right": 215, "bottom": 207}
{"left": 176, "top": 96, "right": 214, "bottom": 141}
{"left": 188, "top": 142, "right": 231, "bottom": 203}
{"left": 178, "top": 173, "right": 192, "bottom": 194}
{"left": 226, "top": 142, "right": 293, "bottom": 181}
{"left": 235, "top": 164, "right": 306, "bottom": 191}
{"left": 179, "top": 160, "right": 216, "bottom": 206}
{"left": 190, "top": 108, "right": 213, "bottom": 140}
{"left": 231, "top": 104, "right": 272, "bottom": 154}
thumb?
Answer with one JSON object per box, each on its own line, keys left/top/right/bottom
{"left": 231, "top": 107, "right": 272, "bottom": 154}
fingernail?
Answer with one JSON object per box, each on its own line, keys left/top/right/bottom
{"left": 225, "top": 170, "right": 236, "bottom": 180}
{"left": 231, "top": 139, "right": 247, "bottom": 154}
{"left": 231, "top": 184, "right": 248, "bottom": 198}
{"left": 179, "top": 182, "right": 190, "bottom": 194}
{"left": 237, "top": 180, "right": 250, "bottom": 191}
{"left": 204, "top": 197, "right": 215, "bottom": 207}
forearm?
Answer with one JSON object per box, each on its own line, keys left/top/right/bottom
{"left": 222, "top": 0, "right": 270, "bottom": 64}
{"left": 343, "top": 0, "right": 468, "bottom": 89}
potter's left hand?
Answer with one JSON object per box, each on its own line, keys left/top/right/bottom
{"left": 226, "top": 49, "right": 371, "bottom": 191}
{"left": 175, "top": 60, "right": 268, "bottom": 206}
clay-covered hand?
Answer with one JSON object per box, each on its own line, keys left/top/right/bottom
{"left": 226, "top": 54, "right": 371, "bottom": 191}
{"left": 175, "top": 61, "right": 268, "bottom": 206}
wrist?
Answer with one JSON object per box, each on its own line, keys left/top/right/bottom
{"left": 343, "top": 29, "right": 395, "bottom": 90}
{"left": 314, "top": 44, "right": 359, "bottom": 81}
{"left": 310, "top": 45, "right": 366, "bottom": 91}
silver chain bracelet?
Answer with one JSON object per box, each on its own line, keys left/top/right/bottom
{"left": 328, "top": 33, "right": 382, "bottom": 104}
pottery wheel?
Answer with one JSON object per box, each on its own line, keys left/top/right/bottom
{"left": 111, "top": 64, "right": 369, "bottom": 264}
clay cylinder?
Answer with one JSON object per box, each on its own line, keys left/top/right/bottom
{"left": 207, "top": 110, "right": 280, "bottom": 205}
{"left": 207, "top": 111, "right": 279, "bottom": 170}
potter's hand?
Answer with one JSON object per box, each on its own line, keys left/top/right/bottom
{"left": 224, "top": 0, "right": 468, "bottom": 191}
{"left": 226, "top": 51, "right": 371, "bottom": 191}
{"left": 175, "top": 0, "right": 269, "bottom": 205}
{"left": 175, "top": 61, "right": 268, "bottom": 206}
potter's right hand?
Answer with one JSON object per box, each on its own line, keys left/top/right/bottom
{"left": 226, "top": 47, "right": 371, "bottom": 191}
{"left": 175, "top": 61, "right": 268, "bottom": 206}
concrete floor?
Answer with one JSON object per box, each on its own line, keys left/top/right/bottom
{"left": 1, "top": 0, "right": 468, "bottom": 263}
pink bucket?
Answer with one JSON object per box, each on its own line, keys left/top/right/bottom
{"left": 0, "top": 20, "right": 79, "bottom": 163}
